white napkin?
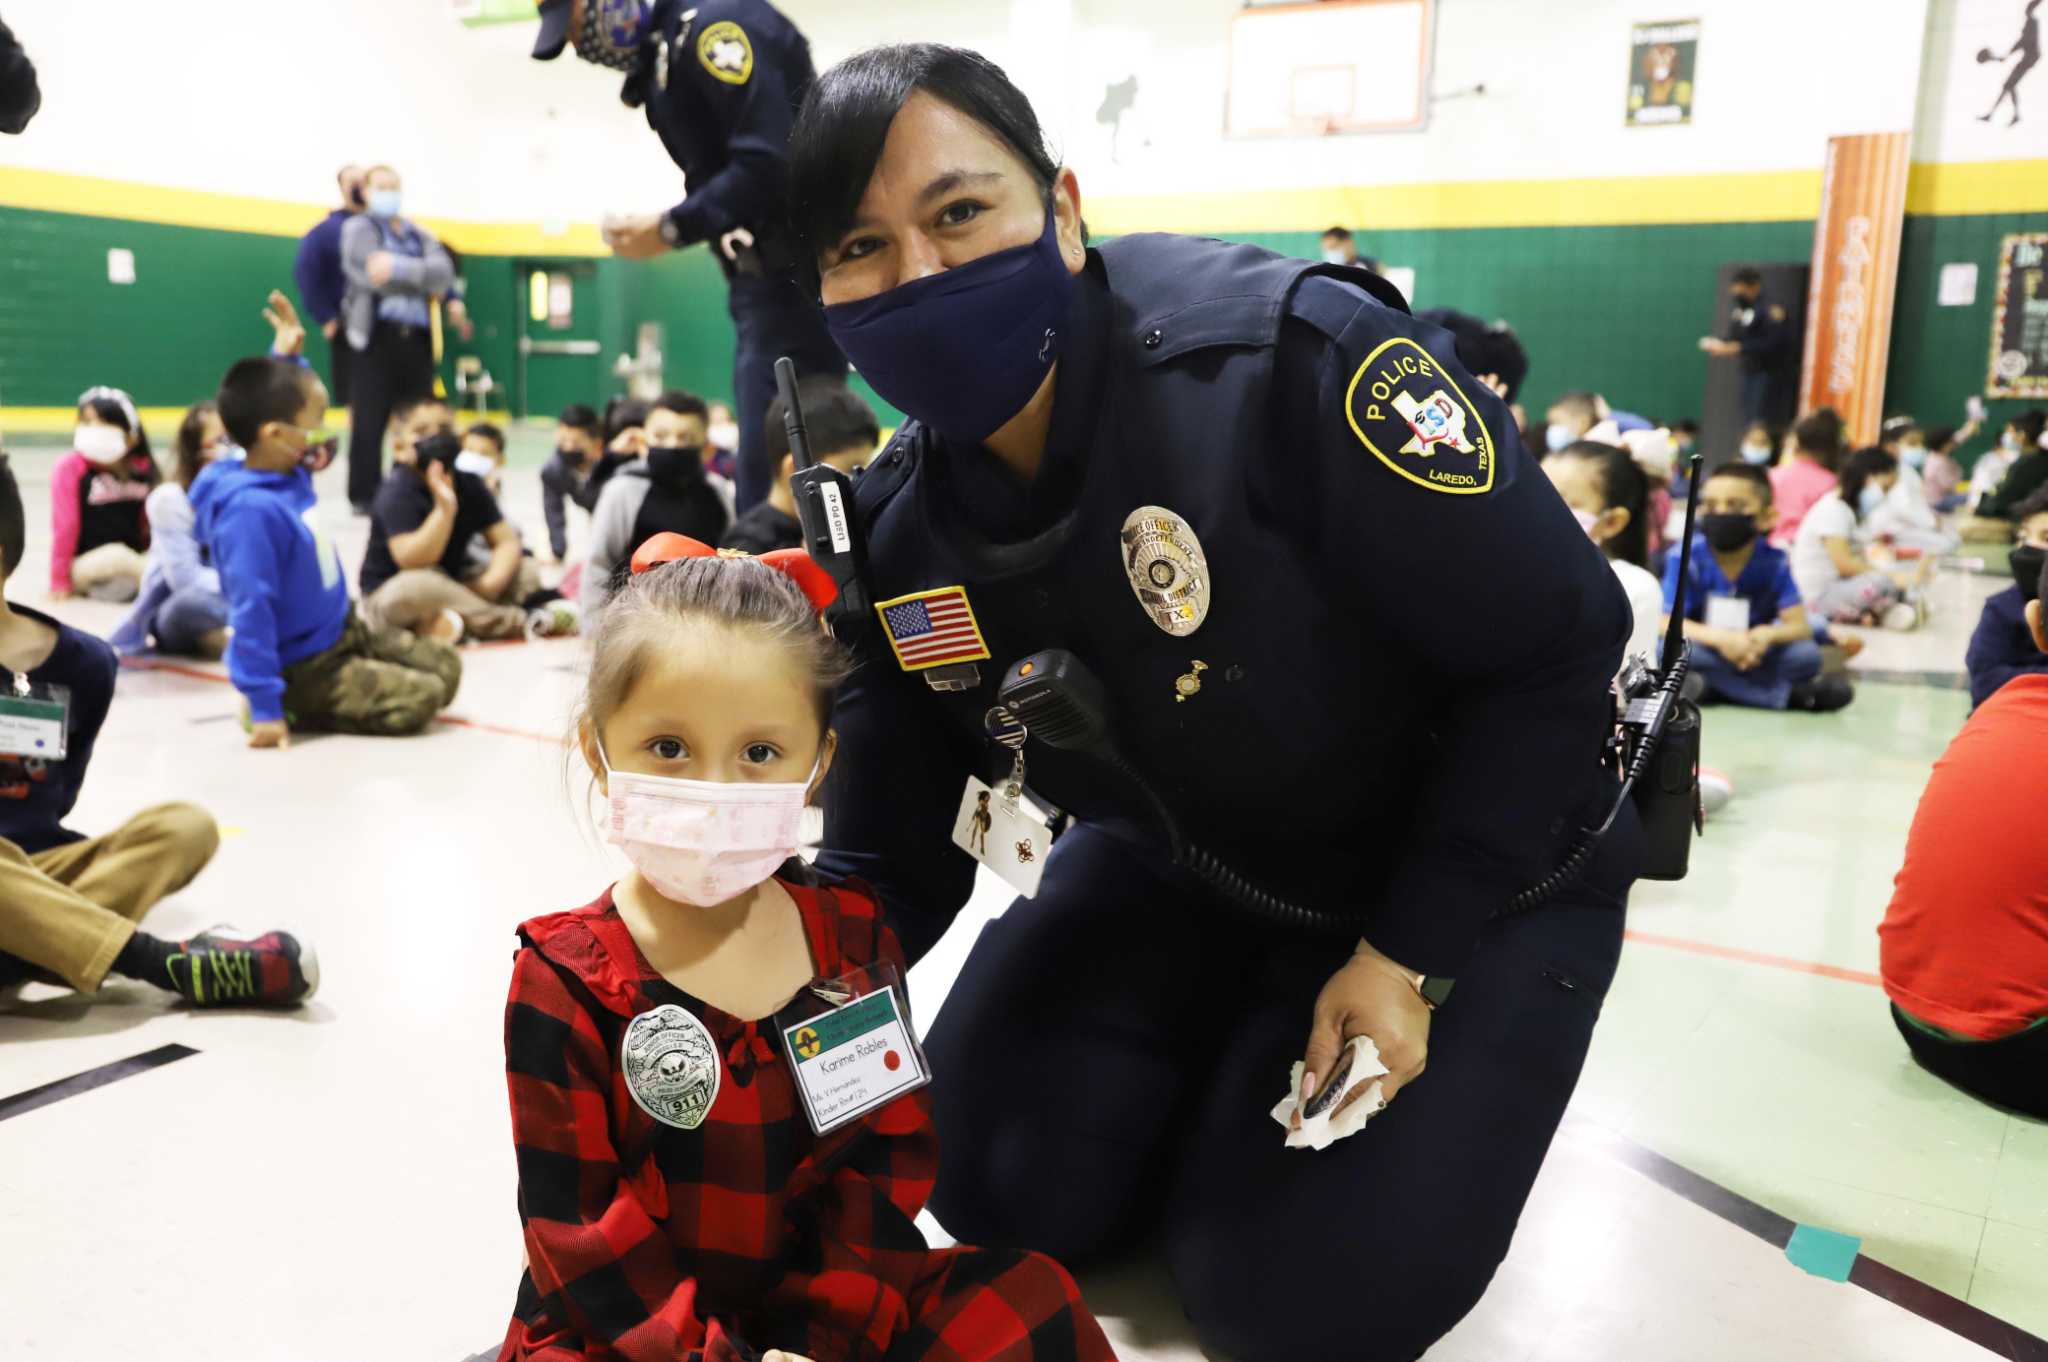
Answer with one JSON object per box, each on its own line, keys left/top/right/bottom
{"left": 1269, "top": 1034, "right": 1390, "bottom": 1151}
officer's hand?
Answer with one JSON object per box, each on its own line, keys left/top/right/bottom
{"left": 366, "top": 251, "right": 397, "bottom": 287}
{"left": 248, "top": 720, "right": 291, "bottom": 750}
{"left": 1299, "top": 938, "right": 1431, "bottom": 1113}
{"left": 604, "top": 213, "right": 670, "bottom": 261}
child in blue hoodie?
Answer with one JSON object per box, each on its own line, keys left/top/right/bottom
{"left": 196, "top": 354, "right": 460, "bottom": 748}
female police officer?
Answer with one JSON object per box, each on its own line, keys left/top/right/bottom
{"left": 798, "top": 45, "right": 1642, "bottom": 1362}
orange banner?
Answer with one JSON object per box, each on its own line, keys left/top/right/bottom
{"left": 1798, "top": 132, "right": 1911, "bottom": 446}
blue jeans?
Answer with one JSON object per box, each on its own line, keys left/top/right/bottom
{"left": 151, "top": 584, "right": 230, "bottom": 655}
{"left": 1692, "top": 637, "right": 1822, "bottom": 709}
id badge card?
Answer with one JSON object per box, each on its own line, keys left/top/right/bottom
{"left": 778, "top": 962, "right": 931, "bottom": 1136}
{"left": 952, "top": 776, "right": 1051, "bottom": 898}
{"left": 1704, "top": 595, "right": 1750, "bottom": 634}
{"left": 0, "top": 681, "right": 68, "bottom": 760}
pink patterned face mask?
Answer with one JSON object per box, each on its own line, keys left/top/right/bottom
{"left": 1570, "top": 507, "right": 1600, "bottom": 538}
{"left": 601, "top": 748, "right": 821, "bottom": 907}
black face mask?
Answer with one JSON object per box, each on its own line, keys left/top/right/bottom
{"left": 2013, "top": 544, "right": 2047, "bottom": 604}
{"left": 1701, "top": 512, "right": 1758, "bottom": 552}
{"left": 646, "top": 445, "right": 707, "bottom": 488}
{"left": 413, "top": 431, "right": 460, "bottom": 473}
{"left": 557, "top": 444, "right": 589, "bottom": 467}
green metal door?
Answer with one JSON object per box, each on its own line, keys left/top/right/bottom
{"left": 516, "top": 260, "right": 604, "bottom": 420}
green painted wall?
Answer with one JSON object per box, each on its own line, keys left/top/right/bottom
{"left": 0, "top": 201, "right": 2037, "bottom": 468}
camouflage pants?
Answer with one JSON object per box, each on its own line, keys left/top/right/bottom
{"left": 280, "top": 609, "right": 462, "bottom": 736}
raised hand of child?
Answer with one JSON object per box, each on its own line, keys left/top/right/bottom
{"left": 425, "top": 461, "right": 459, "bottom": 513}
{"left": 263, "top": 290, "right": 306, "bottom": 357}
{"left": 248, "top": 719, "right": 291, "bottom": 750}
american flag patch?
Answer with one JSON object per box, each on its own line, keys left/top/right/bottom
{"left": 875, "top": 586, "right": 991, "bottom": 672}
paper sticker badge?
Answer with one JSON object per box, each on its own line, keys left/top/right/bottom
{"left": 1344, "top": 338, "right": 1495, "bottom": 495}
{"left": 621, "top": 1004, "right": 721, "bottom": 1131}
{"left": 697, "top": 20, "right": 753, "bottom": 84}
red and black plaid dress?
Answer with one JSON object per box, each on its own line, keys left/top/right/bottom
{"left": 497, "top": 876, "right": 1116, "bottom": 1362}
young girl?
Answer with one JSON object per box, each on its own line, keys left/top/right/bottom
{"left": 110, "top": 400, "right": 233, "bottom": 658}
{"left": 498, "top": 537, "right": 1112, "bottom": 1362}
{"left": 1543, "top": 440, "right": 1662, "bottom": 667}
{"left": 1768, "top": 408, "right": 1842, "bottom": 548}
{"left": 1791, "top": 447, "right": 1924, "bottom": 629}
{"left": 1736, "top": 421, "right": 1777, "bottom": 468}
{"left": 50, "top": 386, "right": 160, "bottom": 601}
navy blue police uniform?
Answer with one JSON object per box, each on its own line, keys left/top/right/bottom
{"left": 635, "top": 0, "right": 845, "bottom": 511}
{"left": 1729, "top": 290, "right": 1793, "bottom": 423}
{"left": 815, "top": 233, "right": 1644, "bottom": 1362}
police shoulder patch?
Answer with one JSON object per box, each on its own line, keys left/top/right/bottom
{"left": 697, "top": 19, "right": 753, "bottom": 85}
{"left": 1343, "top": 336, "right": 1495, "bottom": 496}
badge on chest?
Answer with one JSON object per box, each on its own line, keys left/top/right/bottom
{"left": 1120, "top": 506, "right": 1211, "bottom": 636}
{"left": 0, "top": 674, "right": 68, "bottom": 761}
{"left": 621, "top": 1003, "right": 721, "bottom": 1131}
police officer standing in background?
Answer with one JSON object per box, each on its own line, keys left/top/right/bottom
{"left": 531, "top": 0, "right": 845, "bottom": 513}
{"left": 797, "top": 44, "right": 1642, "bottom": 1362}
{"left": 1699, "top": 265, "right": 1793, "bottom": 425}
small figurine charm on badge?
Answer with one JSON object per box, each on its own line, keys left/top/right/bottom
{"left": 1120, "top": 506, "right": 1211, "bottom": 637}
{"left": 621, "top": 1004, "right": 721, "bottom": 1131}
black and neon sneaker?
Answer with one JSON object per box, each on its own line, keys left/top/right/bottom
{"left": 163, "top": 926, "right": 320, "bottom": 1008}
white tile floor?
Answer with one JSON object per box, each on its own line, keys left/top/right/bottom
{"left": 0, "top": 440, "right": 2041, "bottom": 1361}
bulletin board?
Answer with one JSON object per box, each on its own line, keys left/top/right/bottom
{"left": 1226, "top": 0, "right": 1435, "bottom": 137}
{"left": 1988, "top": 233, "right": 2048, "bottom": 399}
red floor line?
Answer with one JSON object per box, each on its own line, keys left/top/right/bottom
{"left": 120, "top": 657, "right": 229, "bottom": 684}
{"left": 1623, "top": 928, "right": 1884, "bottom": 988}
{"left": 436, "top": 715, "right": 566, "bottom": 745}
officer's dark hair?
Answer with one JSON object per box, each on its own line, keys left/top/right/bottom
{"left": 651, "top": 390, "right": 709, "bottom": 425}
{"left": 466, "top": 420, "right": 507, "bottom": 455}
{"left": 1554, "top": 439, "right": 1649, "bottom": 568}
{"left": 788, "top": 43, "right": 1082, "bottom": 293}
{"left": 217, "top": 356, "right": 316, "bottom": 449}
{"left": 765, "top": 379, "right": 880, "bottom": 466}
{"left": 1733, "top": 266, "right": 1764, "bottom": 288}
{"left": 1792, "top": 407, "right": 1845, "bottom": 468}
{"left": 1321, "top": 226, "right": 1353, "bottom": 242}
{"left": 1703, "top": 461, "right": 1774, "bottom": 508}
{"left": 1838, "top": 446, "right": 1898, "bottom": 524}
{"left": 603, "top": 396, "right": 650, "bottom": 446}
{"left": 0, "top": 453, "right": 24, "bottom": 580}
{"left": 558, "top": 404, "right": 601, "bottom": 436}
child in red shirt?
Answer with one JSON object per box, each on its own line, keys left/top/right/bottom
{"left": 497, "top": 536, "right": 1114, "bottom": 1362}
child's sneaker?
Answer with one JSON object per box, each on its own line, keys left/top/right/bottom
{"left": 162, "top": 926, "right": 319, "bottom": 1008}
{"left": 423, "top": 608, "right": 466, "bottom": 646}
{"left": 1881, "top": 602, "right": 1920, "bottom": 631}
{"left": 528, "top": 600, "right": 582, "bottom": 638}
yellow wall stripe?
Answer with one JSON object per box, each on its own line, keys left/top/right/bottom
{"left": 5, "top": 157, "right": 2044, "bottom": 249}
{"left": 0, "top": 406, "right": 513, "bottom": 436}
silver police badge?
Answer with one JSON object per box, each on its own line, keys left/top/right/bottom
{"left": 1120, "top": 506, "right": 1211, "bottom": 637}
{"left": 621, "top": 1004, "right": 721, "bottom": 1131}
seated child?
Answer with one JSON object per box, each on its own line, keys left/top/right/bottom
{"left": 1736, "top": 421, "right": 1778, "bottom": 468}
{"left": 1966, "top": 487, "right": 2048, "bottom": 711}
{"left": 538, "top": 403, "right": 627, "bottom": 563}
{"left": 1920, "top": 421, "right": 1973, "bottom": 513}
{"left": 1878, "top": 547, "right": 2048, "bottom": 1119}
{"left": 723, "top": 378, "right": 880, "bottom": 556}
{"left": 1962, "top": 410, "right": 2048, "bottom": 542}
{"left": 50, "top": 385, "right": 160, "bottom": 602}
{"left": 1871, "top": 421, "right": 1960, "bottom": 555}
{"left": 1543, "top": 440, "right": 1663, "bottom": 668}
{"left": 111, "top": 399, "right": 233, "bottom": 659}
{"left": 581, "top": 390, "right": 734, "bottom": 624}
{"left": 1791, "top": 447, "right": 1925, "bottom": 631}
{"left": 458, "top": 419, "right": 508, "bottom": 497}
{"left": 704, "top": 397, "right": 740, "bottom": 482}
{"left": 497, "top": 540, "right": 1112, "bottom": 1362}
{"left": 0, "top": 453, "right": 314, "bottom": 1006}
{"left": 197, "top": 352, "right": 462, "bottom": 745}
{"left": 1664, "top": 463, "right": 1846, "bottom": 711}
{"left": 1767, "top": 408, "right": 1843, "bottom": 547}
{"left": 359, "top": 396, "right": 547, "bottom": 643}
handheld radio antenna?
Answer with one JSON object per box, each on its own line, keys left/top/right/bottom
{"left": 1660, "top": 452, "right": 1705, "bottom": 675}
{"left": 778, "top": 356, "right": 873, "bottom": 627}
{"left": 776, "top": 357, "right": 814, "bottom": 470}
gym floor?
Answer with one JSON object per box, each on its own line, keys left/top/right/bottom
{"left": 1, "top": 429, "right": 2042, "bottom": 1362}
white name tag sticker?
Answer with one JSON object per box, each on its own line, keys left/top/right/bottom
{"left": 951, "top": 775, "right": 1050, "bottom": 898}
{"left": 818, "top": 480, "right": 853, "bottom": 555}
{"left": 781, "top": 983, "right": 929, "bottom": 1135}
{"left": 0, "top": 689, "right": 68, "bottom": 760}
{"left": 1705, "top": 594, "right": 1751, "bottom": 633}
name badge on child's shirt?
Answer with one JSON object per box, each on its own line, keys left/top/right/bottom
{"left": 779, "top": 962, "right": 931, "bottom": 1136}
{"left": 0, "top": 674, "right": 67, "bottom": 760}
{"left": 1705, "top": 595, "right": 1751, "bottom": 634}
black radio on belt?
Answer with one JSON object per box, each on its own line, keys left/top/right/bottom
{"left": 777, "top": 356, "right": 872, "bottom": 632}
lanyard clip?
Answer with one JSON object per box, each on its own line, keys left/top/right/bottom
{"left": 9, "top": 670, "right": 28, "bottom": 699}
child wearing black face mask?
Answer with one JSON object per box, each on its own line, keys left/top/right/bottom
{"left": 1965, "top": 488, "right": 2048, "bottom": 710}
{"left": 1661, "top": 464, "right": 1847, "bottom": 711}
{"left": 580, "top": 389, "right": 734, "bottom": 624}
{"left": 539, "top": 403, "right": 628, "bottom": 563}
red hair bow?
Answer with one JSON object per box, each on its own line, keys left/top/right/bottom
{"left": 629, "top": 533, "right": 840, "bottom": 613}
